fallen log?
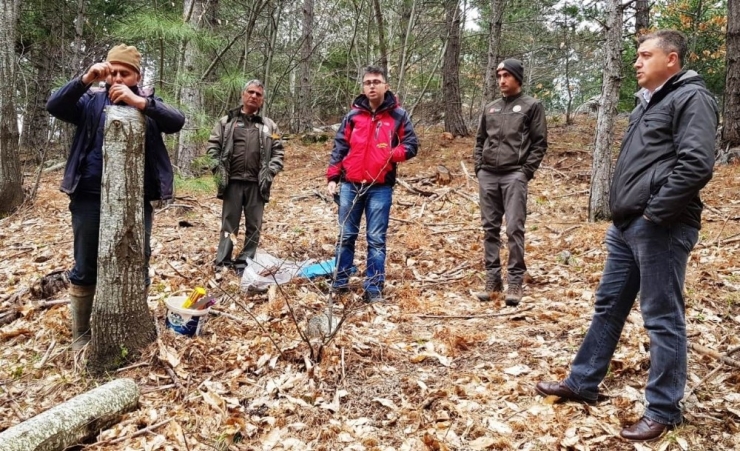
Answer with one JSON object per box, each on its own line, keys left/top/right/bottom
{"left": 0, "top": 378, "right": 140, "bottom": 451}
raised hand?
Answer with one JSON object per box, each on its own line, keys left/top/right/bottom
{"left": 82, "top": 62, "right": 112, "bottom": 85}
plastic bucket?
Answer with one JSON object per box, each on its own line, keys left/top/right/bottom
{"left": 165, "top": 296, "right": 210, "bottom": 337}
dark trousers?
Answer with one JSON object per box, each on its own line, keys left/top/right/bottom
{"left": 215, "top": 180, "right": 264, "bottom": 266}
{"left": 478, "top": 170, "right": 528, "bottom": 283}
{"left": 69, "top": 193, "right": 153, "bottom": 286}
{"left": 564, "top": 219, "right": 698, "bottom": 425}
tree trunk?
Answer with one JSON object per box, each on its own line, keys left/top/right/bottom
{"left": 588, "top": 0, "right": 623, "bottom": 222}
{"left": 635, "top": 0, "right": 649, "bottom": 37}
{"left": 0, "top": 0, "right": 24, "bottom": 216}
{"left": 483, "top": 0, "right": 506, "bottom": 104}
{"left": 396, "top": 0, "right": 418, "bottom": 98}
{"left": 176, "top": 0, "right": 206, "bottom": 176}
{"left": 720, "top": 0, "right": 740, "bottom": 163}
{"left": 21, "top": 44, "right": 54, "bottom": 164}
{"left": 88, "top": 106, "right": 156, "bottom": 375}
{"left": 372, "top": 0, "right": 388, "bottom": 74}
{"left": 296, "top": 0, "right": 314, "bottom": 133}
{"left": 0, "top": 379, "right": 139, "bottom": 451}
{"left": 442, "top": 0, "right": 468, "bottom": 136}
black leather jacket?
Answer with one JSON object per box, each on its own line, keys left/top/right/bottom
{"left": 610, "top": 70, "right": 718, "bottom": 230}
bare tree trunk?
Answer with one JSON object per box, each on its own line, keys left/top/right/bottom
{"left": 176, "top": 0, "right": 206, "bottom": 176}
{"left": 0, "top": 379, "right": 139, "bottom": 451}
{"left": 73, "top": 0, "right": 86, "bottom": 73}
{"left": 396, "top": 0, "right": 418, "bottom": 98}
{"left": 483, "top": 0, "right": 506, "bottom": 104}
{"left": 296, "top": 0, "right": 314, "bottom": 133}
{"left": 720, "top": 0, "right": 740, "bottom": 163}
{"left": 589, "top": 0, "right": 623, "bottom": 222}
{"left": 442, "top": 0, "right": 468, "bottom": 136}
{"left": 635, "top": 0, "right": 649, "bottom": 37}
{"left": 372, "top": 0, "right": 388, "bottom": 74}
{"left": 88, "top": 106, "right": 156, "bottom": 375}
{"left": 0, "top": 0, "right": 24, "bottom": 215}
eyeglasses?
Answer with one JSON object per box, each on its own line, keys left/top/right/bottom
{"left": 362, "top": 80, "right": 385, "bottom": 87}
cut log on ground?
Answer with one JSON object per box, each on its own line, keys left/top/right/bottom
{"left": 0, "top": 378, "right": 140, "bottom": 451}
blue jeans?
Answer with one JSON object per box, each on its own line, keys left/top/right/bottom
{"left": 69, "top": 193, "right": 153, "bottom": 286}
{"left": 333, "top": 183, "right": 392, "bottom": 294}
{"left": 564, "top": 217, "right": 698, "bottom": 425}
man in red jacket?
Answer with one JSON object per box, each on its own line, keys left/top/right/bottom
{"left": 326, "top": 66, "right": 419, "bottom": 302}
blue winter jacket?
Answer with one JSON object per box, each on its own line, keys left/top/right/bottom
{"left": 47, "top": 77, "right": 185, "bottom": 200}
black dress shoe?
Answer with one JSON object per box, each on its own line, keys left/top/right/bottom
{"left": 620, "top": 417, "right": 670, "bottom": 442}
{"left": 535, "top": 381, "right": 596, "bottom": 404}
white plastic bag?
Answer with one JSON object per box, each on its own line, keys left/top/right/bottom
{"left": 239, "top": 251, "right": 314, "bottom": 292}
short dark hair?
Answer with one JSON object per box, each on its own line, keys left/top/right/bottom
{"left": 639, "top": 30, "right": 688, "bottom": 67}
{"left": 363, "top": 66, "right": 386, "bottom": 82}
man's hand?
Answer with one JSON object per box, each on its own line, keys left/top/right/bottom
{"left": 108, "top": 84, "right": 146, "bottom": 109}
{"left": 82, "top": 62, "right": 112, "bottom": 85}
{"left": 327, "top": 181, "right": 338, "bottom": 196}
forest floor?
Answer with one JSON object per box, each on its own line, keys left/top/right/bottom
{"left": 1, "top": 116, "right": 739, "bottom": 451}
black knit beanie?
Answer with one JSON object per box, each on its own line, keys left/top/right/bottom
{"left": 496, "top": 59, "right": 524, "bottom": 85}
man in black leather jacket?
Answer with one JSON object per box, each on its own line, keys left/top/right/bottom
{"left": 536, "top": 30, "right": 718, "bottom": 442}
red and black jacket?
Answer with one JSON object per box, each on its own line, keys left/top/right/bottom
{"left": 327, "top": 91, "right": 418, "bottom": 186}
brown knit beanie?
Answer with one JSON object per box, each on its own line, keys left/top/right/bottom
{"left": 106, "top": 44, "right": 142, "bottom": 73}
{"left": 496, "top": 58, "right": 524, "bottom": 85}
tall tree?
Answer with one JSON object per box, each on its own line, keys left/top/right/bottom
{"left": 635, "top": 0, "right": 649, "bottom": 37}
{"left": 177, "top": 0, "right": 206, "bottom": 176}
{"left": 721, "top": 0, "right": 740, "bottom": 162}
{"left": 0, "top": 0, "right": 24, "bottom": 215}
{"left": 442, "top": 0, "right": 468, "bottom": 136}
{"left": 483, "top": 0, "right": 506, "bottom": 103}
{"left": 372, "top": 0, "right": 388, "bottom": 74}
{"left": 296, "top": 0, "right": 314, "bottom": 133}
{"left": 589, "top": 0, "right": 623, "bottom": 222}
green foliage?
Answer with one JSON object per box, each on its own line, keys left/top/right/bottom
{"left": 175, "top": 174, "right": 216, "bottom": 195}
{"left": 653, "top": 0, "right": 727, "bottom": 97}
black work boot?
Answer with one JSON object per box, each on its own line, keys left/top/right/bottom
{"left": 69, "top": 284, "right": 95, "bottom": 351}
{"left": 474, "top": 272, "right": 503, "bottom": 302}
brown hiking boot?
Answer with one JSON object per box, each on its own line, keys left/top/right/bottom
{"left": 474, "top": 276, "right": 503, "bottom": 302}
{"left": 505, "top": 283, "right": 523, "bottom": 306}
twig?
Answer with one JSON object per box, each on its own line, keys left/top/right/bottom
{"left": 33, "top": 339, "right": 57, "bottom": 369}
{"left": 413, "top": 305, "right": 535, "bottom": 319}
{"left": 451, "top": 189, "right": 478, "bottom": 204}
{"left": 397, "top": 178, "right": 435, "bottom": 197}
{"left": 36, "top": 299, "right": 71, "bottom": 308}
{"left": 167, "top": 261, "right": 191, "bottom": 280}
{"left": 115, "top": 362, "right": 150, "bottom": 373}
{"left": 548, "top": 189, "right": 589, "bottom": 200}
{"left": 460, "top": 161, "right": 473, "bottom": 187}
{"left": 430, "top": 227, "right": 480, "bottom": 235}
{"left": 689, "top": 342, "right": 740, "bottom": 368}
{"left": 685, "top": 363, "right": 724, "bottom": 400}
{"left": 95, "top": 418, "right": 173, "bottom": 446}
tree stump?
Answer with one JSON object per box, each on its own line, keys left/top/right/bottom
{"left": 435, "top": 164, "right": 452, "bottom": 185}
{"left": 0, "top": 378, "right": 140, "bottom": 451}
{"left": 88, "top": 106, "right": 156, "bottom": 374}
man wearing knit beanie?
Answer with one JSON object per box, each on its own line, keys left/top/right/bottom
{"left": 46, "top": 44, "right": 185, "bottom": 351}
{"left": 472, "top": 57, "right": 548, "bottom": 307}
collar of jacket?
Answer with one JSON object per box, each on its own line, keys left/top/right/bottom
{"left": 634, "top": 70, "right": 702, "bottom": 107}
{"left": 227, "top": 106, "right": 264, "bottom": 123}
{"left": 501, "top": 91, "right": 524, "bottom": 103}
{"left": 352, "top": 91, "right": 398, "bottom": 114}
